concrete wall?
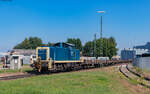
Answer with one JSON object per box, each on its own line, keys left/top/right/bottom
{"left": 134, "top": 57, "right": 150, "bottom": 70}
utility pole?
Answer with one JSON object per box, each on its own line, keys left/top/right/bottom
{"left": 100, "top": 16, "right": 103, "bottom": 57}
{"left": 94, "top": 33, "right": 97, "bottom": 57}
{"left": 101, "top": 16, "right": 103, "bottom": 40}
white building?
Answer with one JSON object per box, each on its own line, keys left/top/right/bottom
{"left": 5, "top": 55, "right": 23, "bottom": 69}
{"left": 3, "top": 49, "right": 36, "bottom": 70}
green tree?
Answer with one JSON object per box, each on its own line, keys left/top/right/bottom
{"left": 42, "top": 42, "right": 54, "bottom": 47}
{"left": 29, "top": 37, "right": 43, "bottom": 49}
{"left": 47, "top": 42, "right": 54, "bottom": 46}
{"left": 82, "top": 37, "right": 118, "bottom": 59}
{"left": 83, "top": 41, "right": 94, "bottom": 56}
{"left": 107, "top": 37, "right": 118, "bottom": 58}
{"left": 66, "top": 38, "right": 82, "bottom": 51}
{"left": 14, "top": 37, "right": 43, "bottom": 49}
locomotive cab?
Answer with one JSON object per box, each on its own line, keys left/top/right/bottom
{"left": 36, "top": 47, "right": 52, "bottom": 72}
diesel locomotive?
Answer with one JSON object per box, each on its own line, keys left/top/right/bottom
{"left": 31, "top": 42, "right": 83, "bottom": 72}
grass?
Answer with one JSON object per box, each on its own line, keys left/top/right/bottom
{"left": 0, "top": 67, "right": 132, "bottom": 94}
{"left": 141, "top": 68, "right": 150, "bottom": 75}
{"left": 0, "top": 66, "right": 150, "bottom": 94}
{"left": 0, "top": 65, "right": 33, "bottom": 74}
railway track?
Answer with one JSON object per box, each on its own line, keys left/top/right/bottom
{"left": 0, "top": 62, "right": 130, "bottom": 81}
{"left": 119, "top": 64, "right": 150, "bottom": 88}
{"left": 0, "top": 74, "right": 36, "bottom": 81}
{"left": 119, "top": 64, "right": 137, "bottom": 79}
{"left": 127, "top": 64, "right": 150, "bottom": 81}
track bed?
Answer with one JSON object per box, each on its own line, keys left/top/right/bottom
{"left": 119, "top": 64, "right": 150, "bottom": 88}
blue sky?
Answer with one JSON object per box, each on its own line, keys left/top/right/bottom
{"left": 0, "top": 0, "right": 150, "bottom": 52}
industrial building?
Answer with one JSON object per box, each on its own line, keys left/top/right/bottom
{"left": 11, "top": 49, "right": 35, "bottom": 56}
{"left": 10, "top": 49, "right": 35, "bottom": 64}
{"left": 121, "top": 47, "right": 150, "bottom": 70}
{"left": 2, "top": 49, "right": 35, "bottom": 70}
{"left": 134, "top": 42, "right": 150, "bottom": 51}
{"left": 121, "top": 48, "right": 148, "bottom": 60}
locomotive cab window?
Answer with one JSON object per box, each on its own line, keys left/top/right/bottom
{"left": 38, "top": 49, "right": 47, "bottom": 60}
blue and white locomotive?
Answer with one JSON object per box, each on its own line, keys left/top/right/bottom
{"left": 32, "top": 42, "right": 82, "bottom": 72}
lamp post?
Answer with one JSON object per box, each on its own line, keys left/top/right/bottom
{"left": 97, "top": 11, "right": 105, "bottom": 57}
